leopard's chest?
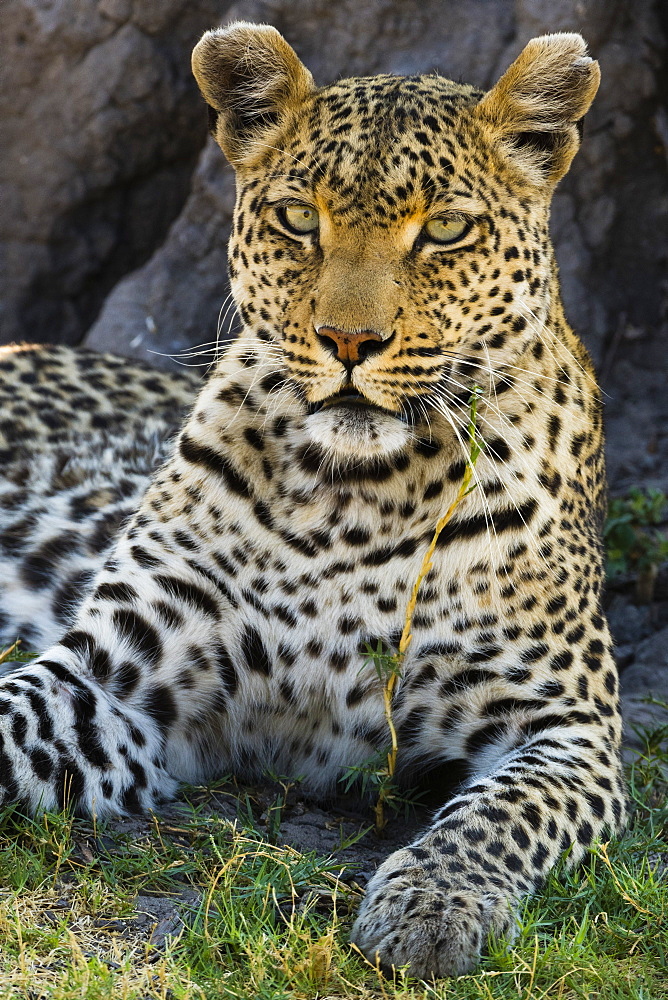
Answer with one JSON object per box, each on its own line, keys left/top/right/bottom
{"left": 122, "top": 420, "right": 556, "bottom": 789}
{"left": 169, "top": 513, "right": 507, "bottom": 790}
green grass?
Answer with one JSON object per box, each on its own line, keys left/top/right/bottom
{"left": 0, "top": 726, "right": 666, "bottom": 999}
{"left": 605, "top": 487, "right": 668, "bottom": 601}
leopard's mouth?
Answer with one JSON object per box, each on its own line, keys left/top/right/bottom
{"left": 304, "top": 386, "right": 414, "bottom": 459}
{"left": 308, "top": 389, "right": 406, "bottom": 420}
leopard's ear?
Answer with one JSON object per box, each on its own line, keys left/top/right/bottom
{"left": 192, "top": 22, "right": 315, "bottom": 166}
{"left": 473, "top": 33, "right": 600, "bottom": 186}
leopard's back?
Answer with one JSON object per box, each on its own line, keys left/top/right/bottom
{"left": 0, "top": 344, "right": 199, "bottom": 649}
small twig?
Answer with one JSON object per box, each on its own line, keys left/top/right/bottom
{"left": 373, "top": 387, "right": 484, "bottom": 830}
{"left": 397, "top": 385, "right": 483, "bottom": 665}
{"left": 0, "top": 640, "right": 21, "bottom": 666}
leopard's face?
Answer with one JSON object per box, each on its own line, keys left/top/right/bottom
{"left": 226, "top": 77, "right": 554, "bottom": 460}
{"left": 194, "top": 25, "right": 597, "bottom": 462}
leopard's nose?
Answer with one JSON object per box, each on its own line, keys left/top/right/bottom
{"left": 316, "top": 326, "right": 389, "bottom": 369}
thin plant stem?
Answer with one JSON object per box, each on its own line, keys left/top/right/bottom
{"left": 0, "top": 640, "right": 20, "bottom": 665}
{"left": 373, "top": 386, "right": 483, "bottom": 831}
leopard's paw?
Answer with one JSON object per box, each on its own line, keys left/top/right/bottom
{"left": 350, "top": 848, "right": 516, "bottom": 979}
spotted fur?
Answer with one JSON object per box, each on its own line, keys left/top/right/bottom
{"left": 0, "top": 25, "right": 626, "bottom": 978}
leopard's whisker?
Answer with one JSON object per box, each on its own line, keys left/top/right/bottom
{"left": 217, "top": 295, "right": 241, "bottom": 346}
{"left": 220, "top": 359, "right": 291, "bottom": 430}
{"left": 431, "top": 371, "right": 540, "bottom": 484}
{"left": 441, "top": 356, "right": 560, "bottom": 422}
{"left": 241, "top": 141, "right": 316, "bottom": 176}
{"left": 431, "top": 387, "right": 554, "bottom": 581}
{"left": 450, "top": 353, "right": 580, "bottom": 390}
{"left": 518, "top": 301, "right": 600, "bottom": 394}
{"left": 424, "top": 395, "right": 504, "bottom": 568}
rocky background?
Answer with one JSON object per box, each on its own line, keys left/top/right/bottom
{"left": 1, "top": 0, "right": 667, "bottom": 737}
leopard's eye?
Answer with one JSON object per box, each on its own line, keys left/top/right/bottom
{"left": 279, "top": 205, "right": 319, "bottom": 234}
{"left": 423, "top": 217, "right": 471, "bottom": 245}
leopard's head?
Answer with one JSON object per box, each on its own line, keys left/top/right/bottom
{"left": 192, "top": 23, "right": 599, "bottom": 461}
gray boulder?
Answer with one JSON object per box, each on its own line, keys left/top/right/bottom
{"left": 0, "top": 0, "right": 223, "bottom": 347}
{"left": 621, "top": 626, "right": 668, "bottom": 751}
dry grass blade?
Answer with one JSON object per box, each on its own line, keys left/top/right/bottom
{"left": 373, "top": 387, "right": 484, "bottom": 831}
{"left": 0, "top": 639, "right": 21, "bottom": 665}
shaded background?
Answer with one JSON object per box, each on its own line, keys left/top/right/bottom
{"left": 0, "top": 0, "right": 667, "bottom": 736}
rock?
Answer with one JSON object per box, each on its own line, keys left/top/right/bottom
{"left": 0, "top": 0, "right": 223, "bottom": 348}
{"left": 607, "top": 593, "right": 657, "bottom": 648}
{"left": 603, "top": 347, "right": 668, "bottom": 495}
{"left": 614, "top": 644, "right": 636, "bottom": 672}
{"left": 620, "top": 625, "right": 668, "bottom": 752}
{"left": 85, "top": 139, "right": 236, "bottom": 365}
{"left": 620, "top": 626, "right": 668, "bottom": 692}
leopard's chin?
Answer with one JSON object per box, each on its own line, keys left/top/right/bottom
{"left": 306, "top": 399, "right": 410, "bottom": 459}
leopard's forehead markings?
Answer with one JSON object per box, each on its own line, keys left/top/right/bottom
{"left": 311, "top": 73, "right": 482, "bottom": 121}
{"left": 258, "top": 74, "right": 485, "bottom": 222}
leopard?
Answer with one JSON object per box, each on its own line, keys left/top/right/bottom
{"left": 0, "top": 23, "right": 627, "bottom": 979}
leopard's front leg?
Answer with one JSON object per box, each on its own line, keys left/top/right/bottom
{"left": 351, "top": 669, "right": 627, "bottom": 978}
{"left": 0, "top": 654, "right": 179, "bottom": 815}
